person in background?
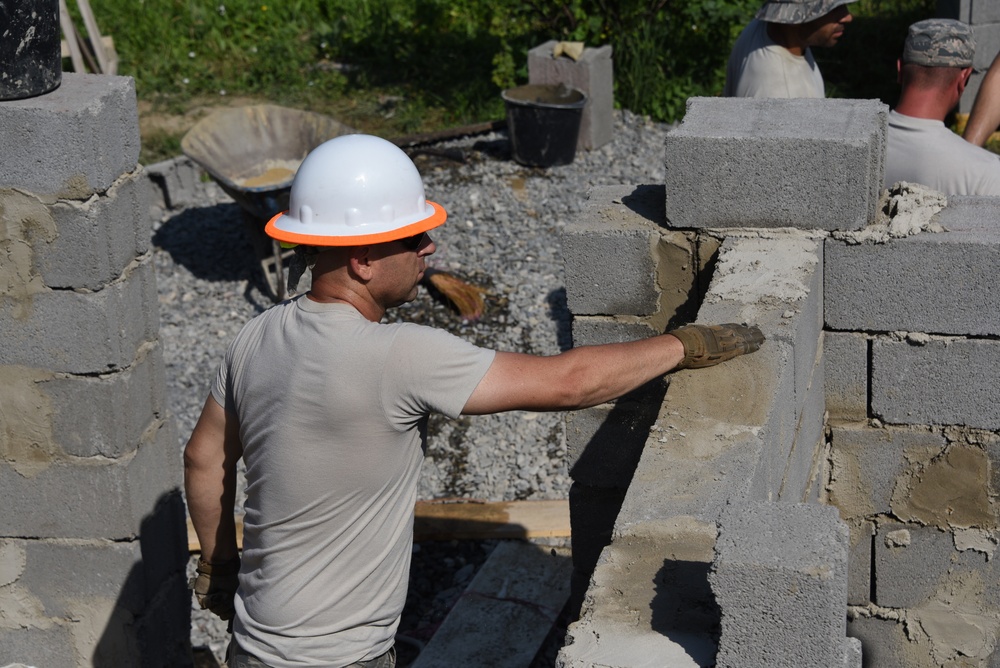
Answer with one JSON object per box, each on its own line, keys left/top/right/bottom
{"left": 723, "top": 0, "right": 857, "bottom": 98}
{"left": 961, "top": 51, "right": 1000, "bottom": 147}
{"left": 885, "top": 19, "right": 1000, "bottom": 196}
{"left": 184, "top": 134, "right": 766, "bottom": 668}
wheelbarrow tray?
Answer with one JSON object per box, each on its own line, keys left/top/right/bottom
{"left": 181, "top": 104, "right": 356, "bottom": 221}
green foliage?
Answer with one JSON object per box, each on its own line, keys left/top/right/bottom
{"left": 90, "top": 0, "right": 941, "bottom": 149}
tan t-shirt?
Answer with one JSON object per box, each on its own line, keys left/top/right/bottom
{"left": 212, "top": 296, "right": 495, "bottom": 667}
{"left": 886, "top": 110, "right": 1000, "bottom": 197}
{"left": 723, "top": 19, "right": 825, "bottom": 98}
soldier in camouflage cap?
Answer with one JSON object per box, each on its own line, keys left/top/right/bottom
{"left": 757, "top": 0, "right": 858, "bottom": 25}
{"left": 723, "top": 0, "right": 856, "bottom": 97}
{"left": 902, "top": 18, "right": 975, "bottom": 68}
{"left": 884, "top": 18, "right": 1000, "bottom": 196}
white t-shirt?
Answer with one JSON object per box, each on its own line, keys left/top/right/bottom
{"left": 723, "top": 19, "right": 825, "bottom": 98}
{"left": 885, "top": 110, "right": 1000, "bottom": 197}
{"left": 213, "top": 296, "right": 495, "bottom": 667}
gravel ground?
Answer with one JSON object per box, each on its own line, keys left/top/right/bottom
{"left": 153, "top": 110, "right": 674, "bottom": 665}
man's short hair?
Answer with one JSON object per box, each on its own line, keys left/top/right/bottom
{"left": 903, "top": 19, "right": 975, "bottom": 68}
{"left": 756, "top": 0, "right": 857, "bottom": 25}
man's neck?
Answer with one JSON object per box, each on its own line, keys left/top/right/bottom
{"left": 894, "top": 90, "right": 951, "bottom": 123}
{"left": 766, "top": 21, "right": 806, "bottom": 57}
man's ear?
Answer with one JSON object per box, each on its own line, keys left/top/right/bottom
{"left": 896, "top": 58, "right": 903, "bottom": 85}
{"left": 958, "top": 66, "right": 973, "bottom": 94}
{"left": 348, "top": 246, "right": 375, "bottom": 281}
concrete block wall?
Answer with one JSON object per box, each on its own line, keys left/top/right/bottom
{"left": 938, "top": 0, "right": 1000, "bottom": 113}
{"left": 0, "top": 74, "right": 190, "bottom": 667}
{"left": 557, "top": 97, "right": 918, "bottom": 667}
{"left": 825, "top": 193, "right": 1000, "bottom": 666}
{"left": 559, "top": 189, "right": 838, "bottom": 664}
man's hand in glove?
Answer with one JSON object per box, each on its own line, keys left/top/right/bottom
{"left": 191, "top": 556, "right": 241, "bottom": 621}
{"left": 667, "top": 323, "right": 765, "bottom": 369}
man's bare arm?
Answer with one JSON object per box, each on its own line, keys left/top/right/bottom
{"left": 462, "top": 324, "right": 764, "bottom": 415}
{"left": 965, "top": 53, "right": 1000, "bottom": 147}
{"left": 184, "top": 396, "right": 243, "bottom": 563}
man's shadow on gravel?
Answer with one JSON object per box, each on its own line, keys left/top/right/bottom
{"left": 153, "top": 203, "right": 278, "bottom": 309}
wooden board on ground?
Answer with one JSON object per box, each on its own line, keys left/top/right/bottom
{"left": 409, "top": 541, "right": 572, "bottom": 668}
{"left": 186, "top": 499, "right": 570, "bottom": 552}
{"left": 413, "top": 499, "right": 570, "bottom": 542}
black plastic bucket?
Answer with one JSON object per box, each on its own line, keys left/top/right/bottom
{"left": 501, "top": 84, "right": 587, "bottom": 167}
{"left": 0, "top": 0, "right": 62, "bottom": 101}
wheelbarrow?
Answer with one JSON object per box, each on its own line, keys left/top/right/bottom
{"left": 181, "top": 104, "right": 356, "bottom": 301}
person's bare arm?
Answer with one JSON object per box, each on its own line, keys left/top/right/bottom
{"left": 184, "top": 396, "right": 243, "bottom": 562}
{"left": 184, "top": 396, "right": 244, "bottom": 621}
{"left": 965, "top": 53, "right": 1000, "bottom": 146}
{"left": 462, "top": 324, "right": 764, "bottom": 415}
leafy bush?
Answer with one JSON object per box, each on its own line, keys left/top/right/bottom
{"left": 89, "top": 0, "right": 939, "bottom": 151}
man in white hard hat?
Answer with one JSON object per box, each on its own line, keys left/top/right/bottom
{"left": 723, "top": 0, "right": 857, "bottom": 98}
{"left": 885, "top": 19, "right": 1000, "bottom": 196}
{"left": 184, "top": 134, "right": 765, "bottom": 668}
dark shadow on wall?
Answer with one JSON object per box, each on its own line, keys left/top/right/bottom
{"left": 651, "top": 558, "right": 720, "bottom": 665}
{"left": 93, "top": 491, "right": 193, "bottom": 668}
{"left": 546, "top": 287, "right": 573, "bottom": 353}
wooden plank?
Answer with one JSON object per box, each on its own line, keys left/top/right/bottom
{"left": 408, "top": 541, "right": 572, "bottom": 668}
{"left": 58, "top": 0, "right": 85, "bottom": 73}
{"left": 187, "top": 499, "right": 570, "bottom": 553}
{"left": 413, "top": 499, "right": 570, "bottom": 541}
{"left": 76, "top": 0, "right": 110, "bottom": 74}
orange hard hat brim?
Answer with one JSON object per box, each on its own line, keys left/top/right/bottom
{"left": 265, "top": 201, "right": 447, "bottom": 247}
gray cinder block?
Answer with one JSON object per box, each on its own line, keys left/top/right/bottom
{"left": 562, "top": 185, "right": 690, "bottom": 317}
{"left": 0, "top": 254, "right": 159, "bottom": 374}
{"left": 570, "top": 315, "right": 660, "bottom": 347}
{"left": 664, "top": 97, "right": 887, "bottom": 231}
{"left": 1, "top": 168, "right": 151, "bottom": 290}
{"left": 973, "top": 23, "right": 1000, "bottom": 70}
{"left": 847, "top": 615, "right": 909, "bottom": 668}
{"left": 0, "top": 419, "right": 180, "bottom": 539}
{"left": 0, "top": 73, "right": 140, "bottom": 197}
{"left": 0, "top": 625, "right": 77, "bottom": 668}
{"left": 873, "top": 523, "right": 956, "bottom": 608}
{"left": 144, "top": 155, "right": 205, "bottom": 211}
{"left": 565, "top": 396, "right": 663, "bottom": 489}
{"left": 825, "top": 200, "right": 1000, "bottom": 336}
{"left": 871, "top": 337, "right": 1000, "bottom": 429}
{"left": 828, "top": 425, "right": 946, "bottom": 519}
{"left": 711, "top": 502, "right": 850, "bottom": 668}
{"left": 847, "top": 521, "right": 874, "bottom": 606}
{"left": 824, "top": 331, "right": 868, "bottom": 421}
{"left": 528, "top": 40, "right": 614, "bottom": 150}
{"left": 39, "top": 343, "right": 167, "bottom": 457}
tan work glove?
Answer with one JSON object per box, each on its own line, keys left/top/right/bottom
{"left": 668, "top": 323, "right": 765, "bottom": 369}
{"left": 191, "top": 556, "right": 241, "bottom": 621}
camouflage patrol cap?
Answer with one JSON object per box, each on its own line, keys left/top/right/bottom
{"left": 756, "top": 0, "right": 858, "bottom": 25}
{"left": 903, "top": 19, "right": 975, "bottom": 68}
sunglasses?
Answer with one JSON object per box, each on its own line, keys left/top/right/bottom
{"left": 398, "top": 232, "right": 426, "bottom": 251}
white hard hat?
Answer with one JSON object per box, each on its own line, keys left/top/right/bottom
{"left": 265, "top": 134, "right": 446, "bottom": 246}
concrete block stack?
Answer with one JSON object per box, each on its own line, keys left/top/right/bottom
{"left": 559, "top": 182, "right": 704, "bottom": 612}
{"left": 0, "top": 74, "right": 190, "bottom": 667}
{"left": 710, "top": 502, "right": 854, "bottom": 668}
{"left": 528, "top": 40, "right": 614, "bottom": 151}
{"left": 938, "top": 0, "right": 1000, "bottom": 112}
{"left": 557, "top": 97, "right": 883, "bottom": 667}
{"left": 825, "top": 194, "right": 1000, "bottom": 665}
